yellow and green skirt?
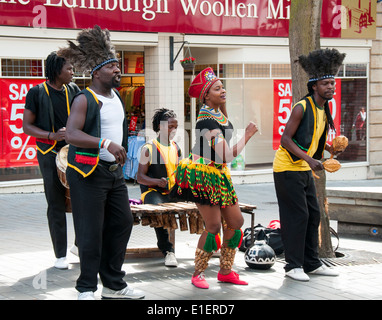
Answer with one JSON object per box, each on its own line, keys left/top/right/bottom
{"left": 169, "top": 156, "right": 238, "bottom": 207}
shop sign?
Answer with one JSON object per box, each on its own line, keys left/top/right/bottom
{"left": 323, "top": 0, "right": 378, "bottom": 39}
{"left": 0, "top": 78, "right": 43, "bottom": 168}
{"left": 272, "top": 79, "right": 341, "bottom": 151}
{"left": 0, "top": 0, "right": 376, "bottom": 39}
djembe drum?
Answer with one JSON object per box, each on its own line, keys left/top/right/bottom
{"left": 56, "top": 145, "right": 72, "bottom": 212}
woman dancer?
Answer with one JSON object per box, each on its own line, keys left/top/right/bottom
{"left": 170, "top": 67, "right": 258, "bottom": 289}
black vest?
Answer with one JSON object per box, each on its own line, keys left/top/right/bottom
{"left": 67, "top": 88, "right": 128, "bottom": 178}
{"left": 139, "top": 139, "right": 181, "bottom": 194}
{"left": 281, "top": 96, "right": 328, "bottom": 163}
{"left": 35, "top": 82, "right": 79, "bottom": 154}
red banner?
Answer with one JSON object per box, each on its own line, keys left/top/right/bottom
{"left": 0, "top": 0, "right": 375, "bottom": 38}
{"left": 0, "top": 79, "right": 44, "bottom": 168}
{"left": 273, "top": 79, "right": 341, "bottom": 150}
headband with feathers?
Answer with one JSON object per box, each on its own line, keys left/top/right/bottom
{"left": 297, "top": 48, "right": 346, "bottom": 82}
{"left": 57, "top": 25, "right": 118, "bottom": 75}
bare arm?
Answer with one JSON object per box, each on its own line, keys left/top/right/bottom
{"left": 210, "top": 121, "right": 258, "bottom": 163}
{"left": 136, "top": 147, "right": 167, "bottom": 188}
{"left": 280, "top": 105, "right": 324, "bottom": 171}
{"left": 23, "top": 109, "right": 66, "bottom": 141}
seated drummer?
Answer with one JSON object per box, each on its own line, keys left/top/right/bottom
{"left": 137, "top": 108, "right": 181, "bottom": 267}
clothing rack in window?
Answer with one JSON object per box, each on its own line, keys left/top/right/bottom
{"left": 117, "top": 85, "right": 145, "bottom": 145}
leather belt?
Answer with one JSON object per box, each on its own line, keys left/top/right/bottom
{"left": 99, "top": 159, "right": 119, "bottom": 172}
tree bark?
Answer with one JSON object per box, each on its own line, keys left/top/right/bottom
{"left": 289, "top": 0, "right": 335, "bottom": 258}
{"left": 314, "top": 170, "right": 335, "bottom": 258}
{"left": 289, "top": 0, "right": 322, "bottom": 104}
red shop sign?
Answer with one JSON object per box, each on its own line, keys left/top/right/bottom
{"left": 0, "top": 78, "right": 43, "bottom": 168}
{"left": 0, "top": 0, "right": 374, "bottom": 38}
{"left": 273, "top": 79, "right": 341, "bottom": 151}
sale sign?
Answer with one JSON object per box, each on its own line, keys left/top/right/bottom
{"left": 0, "top": 78, "right": 44, "bottom": 168}
{"left": 273, "top": 79, "right": 341, "bottom": 150}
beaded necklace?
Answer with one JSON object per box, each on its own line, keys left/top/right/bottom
{"left": 196, "top": 105, "right": 229, "bottom": 126}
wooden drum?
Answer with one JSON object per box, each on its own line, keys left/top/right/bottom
{"left": 56, "top": 145, "right": 72, "bottom": 212}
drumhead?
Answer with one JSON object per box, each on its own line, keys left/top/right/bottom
{"left": 56, "top": 145, "right": 69, "bottom": 171}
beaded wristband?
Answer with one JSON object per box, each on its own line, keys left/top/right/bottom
{"left": 98, "top": 138, "right": 105, "bottom": 149}
{"left": 103, "top": 139, "right": 112, "bottom": 150}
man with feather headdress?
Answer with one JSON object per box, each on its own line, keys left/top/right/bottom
{"left": 273, "top": 48, "right": 345, "bottom": 281}
{"left": 58, "top": 25, "right": 145, "bottom": 300}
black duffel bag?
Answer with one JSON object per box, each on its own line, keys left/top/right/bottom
{"left": 240, "top": 223, "right": 284, "bottom": 255}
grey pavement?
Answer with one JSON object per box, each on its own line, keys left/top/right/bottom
{"left": 0, "top": 179, "right": 382, "bottom": 304}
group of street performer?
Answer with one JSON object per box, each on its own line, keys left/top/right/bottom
{"left": 24, "top": 24, "right": 346, "bottom": 299}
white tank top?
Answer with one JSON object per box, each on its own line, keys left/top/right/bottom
{"left": 94, "top": 90, "right": 124, "bottom": 162}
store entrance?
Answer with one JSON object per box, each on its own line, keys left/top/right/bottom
{"left": 118, "top": 75, "right": 146, "bottom": 182}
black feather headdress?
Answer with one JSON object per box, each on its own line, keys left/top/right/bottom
{"left": 57, "top": 25, "right": 118, "bottom": 75}
{"left": 298, "top": 48, "right": 346, "bottom": 82}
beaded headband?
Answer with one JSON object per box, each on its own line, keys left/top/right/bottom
{"left": 91, "top": 58, "right": 119, "bottom": 76}
{"left": 308, "top": 75, "right": 335, "bottom": 82}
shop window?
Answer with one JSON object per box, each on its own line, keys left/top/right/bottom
{"left": 337, "top": 78, "right": 367, "bottom": 162}
{"left": 244, "top": 64, "right": 270, "bottom": 78}
{"left": 336, "top": 65, "right": 344, "bottom": 77}
{"left": 271, "top": 64, "right": 291, "bottom": 78}
{"left": 219, "top": 64, "right": 243, "bottom": 78}
{"left": 122, "top": 51, "right": 144, "bottom": 74}
{"left": 0, "top": 51, "right": 146, "bottom": 182}
{"left": 219, "top": 62, "right": 368, "bottom": 169}
{"left": 73, "top": 78, "right": 91, "bottom": 90}
{"left": 345, "top": 64, "right": 367, "bottom": 77}
{"left": 187, "top": 64, "right": 218, "bottom": 77}
{"left": 1, "top": 59, "right": 43, "bottom": 77}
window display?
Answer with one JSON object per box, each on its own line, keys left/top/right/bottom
{"left": 0, "top": 52, "right": 146, "bottom": 182}
{"left": 219, "top": 63, "right": 368, "bottom": 169}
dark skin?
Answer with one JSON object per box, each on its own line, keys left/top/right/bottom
{"left": 280, "top": 78, "right": 339, "bottom": 173}
{"left": 65, "top": 62, "right": 127, "bottom": 165}
{"left": 23, "top": 61, "right": 74, "bottom": 141}
{"left": 137, "top": 117, "right": 178, "bottom": 188}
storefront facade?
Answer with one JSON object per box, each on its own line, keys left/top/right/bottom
{"left": 0, "top": 0, "right": 381, "bottom": 190}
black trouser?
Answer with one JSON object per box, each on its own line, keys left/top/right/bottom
{"left": 143, "top": 191, "right": 174, "bottom": 255}
{"left": 67, "top": 162, "right": 133, "bottom": 293}
{"left": 273, "top": 171, "right": 322, "bottom": 273}
{"left": 37, "top": 151, "right": 68, "bottom": 258}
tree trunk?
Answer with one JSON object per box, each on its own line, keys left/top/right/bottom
{"left": 289, "top": 0, "right": 335, "bottom": 258}
{"left": 289, "top": 0, "right": 322, "bottom": 104}
{"left": 314, "top": 170, "right": 335, "bottom": 258}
